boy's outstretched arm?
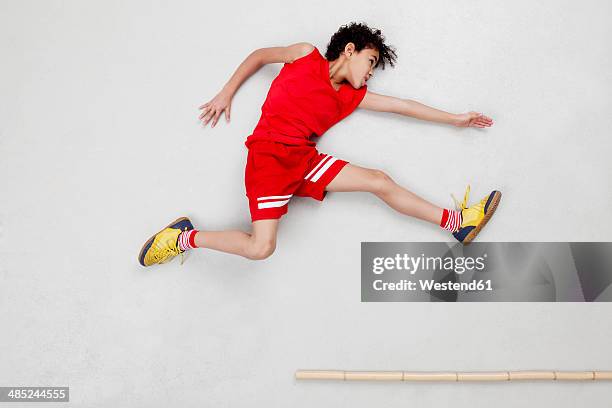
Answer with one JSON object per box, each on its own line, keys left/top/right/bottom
{"left": 199, "top": 42, "right": 315, "bottom": 128}
{"left": 358, "top": 91, "right": 494, "bottom": 128}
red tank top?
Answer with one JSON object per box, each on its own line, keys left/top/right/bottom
{"left": 245, "top": 47, "right": 367, "bottom": 148}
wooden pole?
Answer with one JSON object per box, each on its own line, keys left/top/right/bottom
{"left": 295, "top": 370, "right": 612, "bottom": 382}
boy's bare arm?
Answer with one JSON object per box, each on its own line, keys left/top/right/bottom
{"left": 358, "top": 91, "right": 494, "bottom": 128}
{"left": 223, "top": 42, "right": 315, "bottom": 94}
{"left": 199, "top": 42, "right": 315, "bottom": 128}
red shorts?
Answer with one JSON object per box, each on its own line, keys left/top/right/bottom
{"left": 244, "top": 140, "right": 349, "bottom": 222}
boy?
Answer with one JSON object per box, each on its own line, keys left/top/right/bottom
{"left": 138, "top": 22, "right": 500, "bottom": 267}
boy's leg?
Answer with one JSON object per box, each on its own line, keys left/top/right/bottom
{"left": 138, "top": 217, "right": 280, "bottom": 267}
{"left": 193, "top": 219, "right": 279, "bottom": 260}
{"left": 325, "top": 163, "right": 444, "bottom": 225}
{"left": 324, "top": 163, "right": 502, "bottom": 244}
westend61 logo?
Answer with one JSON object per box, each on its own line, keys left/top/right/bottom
{"left": 372, "top": 253, "right": 487, "bottom": 275}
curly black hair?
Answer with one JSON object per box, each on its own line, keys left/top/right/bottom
{"left": 324, "top": 22, "right": 397, "bottom": 70}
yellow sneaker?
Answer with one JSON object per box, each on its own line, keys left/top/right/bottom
{"left": 451, "top": 185, "right": 502, "bottom": 245}
{"left": 138, "top": 216, "right": 194, "bottom": 267}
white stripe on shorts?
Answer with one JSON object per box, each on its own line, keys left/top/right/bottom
{"left": 257, "top": 194, "right": 293, "bottom": 201}
{"left": 310, "top": 157, "right": 338, "bottom": 182}
{"left": 304, "top": 154, "right": 330, "bottom": 180}
{"left": 257, "top": 199, "right": 291, "bottom": 209}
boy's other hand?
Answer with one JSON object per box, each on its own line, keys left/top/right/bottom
{"left": 454, "top": 111, "right": 494, "bottom": 128}
{"left": 199, "top": 89, "right": 233, "bottom": 128}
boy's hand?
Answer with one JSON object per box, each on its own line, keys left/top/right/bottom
{"left": 453, "top": 111, "right": 494, "bottom": 128}
{"left": 199, "top": 89, "right": 233, "bottom": 128}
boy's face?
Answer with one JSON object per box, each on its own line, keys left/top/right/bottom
{"left": 344, "top": 44, "right": 380, "bottom": 88}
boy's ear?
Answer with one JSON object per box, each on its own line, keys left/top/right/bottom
{"left": 343, "top": 42, "right": 356, "bottom": 56}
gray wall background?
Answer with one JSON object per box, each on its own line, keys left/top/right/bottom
{"left": 1, "top": 0, "right": 611, "bottom": 406}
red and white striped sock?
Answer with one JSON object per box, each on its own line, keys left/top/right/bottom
{"left": 440, "top": 209, "right": 462, "bottom": 233}
{"left": 178, "top": 229, "right": 199, "bottom": 251}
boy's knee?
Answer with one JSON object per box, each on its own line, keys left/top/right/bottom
{"left": 370, "top": 169, "right": 394, "bottom": 194}
{"left": 247, "top": 239, "right": 276, "bottom": 260}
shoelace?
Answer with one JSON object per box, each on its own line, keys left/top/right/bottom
{"left": 151, "top": 245, "right": 181, "bottom": 265}
{"left": 451, "top": 184, "right": 471, "bottom": 212}
{"left": 152, "top": 227, "right": 188, "bottom": 266}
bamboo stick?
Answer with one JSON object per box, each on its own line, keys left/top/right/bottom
{"left": 295, "top": 370, "right": 612, "bottom": 382}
